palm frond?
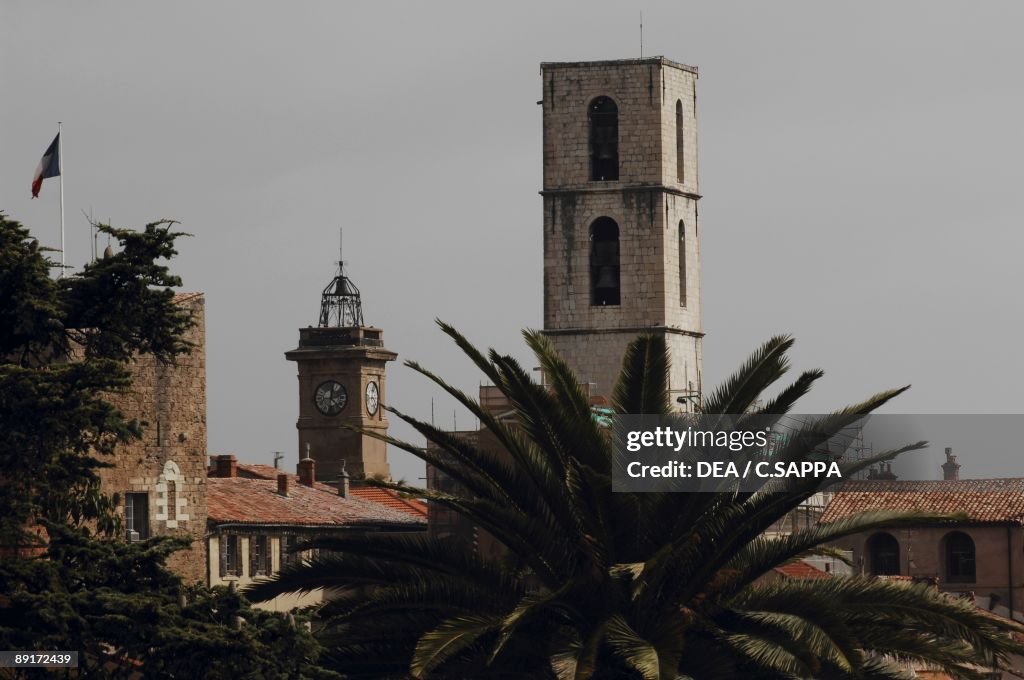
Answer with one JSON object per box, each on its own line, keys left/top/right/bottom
{"left": 612, "top": 335, "right": 671, "bottom": 416}
{"left": 702, "top": 335, "right": 794, "bottom": 414}
{"left": 411, "top": 613, "right": 501, "bottom": 677}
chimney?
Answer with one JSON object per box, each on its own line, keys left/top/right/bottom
{"left": 942, "top": 447, "right": 961, "bottom": 481}
{"left": 338, "top": 460, "right": 350, "bottom": 498}
{"left": 298, "top": 445, "right": 315, "bottom": 487}
{"left": 277, "top": 473, "right": 289, "bottom": 497}
{"left": 213, "top": 454, "right": 237, "bottom": 478}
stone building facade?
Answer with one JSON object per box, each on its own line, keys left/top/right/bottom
{"left": 823, "top": 477, "right": 1024, "bottom": 622}
{"left": 98, "top": 292, "right": 208, "bottom": 582}
{"left": 540, "top": 57, "right": 703, "bottom": 404}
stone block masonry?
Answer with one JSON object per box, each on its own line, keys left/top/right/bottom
{"left": 98, "top": 293, "right": 208, "bottom": 582}
{"left": 539, "top": 57, "right": 704, "bottom": 406}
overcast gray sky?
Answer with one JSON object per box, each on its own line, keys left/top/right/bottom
{"left": 4, "top": 2, "right": 1024, "bottom": 483}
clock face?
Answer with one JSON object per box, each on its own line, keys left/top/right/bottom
{"left": 314, "top": 380, "right": 347, "bottom": 416}
{"left": 365, "top": 381, "right": 379, "bottom": 416}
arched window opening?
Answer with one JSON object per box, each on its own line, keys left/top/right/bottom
{"left": 678, "top": 220, "right": 687, "bottom": 306}
{"left": 676, "top": 99, "right": 685, "bottom": 182}
{"left": 945, "top": 531, "right": 976, "bottom": 583}
{"left": 868, "top": 532, "right": 900, "bottom": 576}
{"left": 167, "top": 480, "right": 177, "bottom": 521}
{"left": 590, "top": 218, "right": 620, "bottom": 306}
{"left": 589, "top": 97, "right": 618, "bottom": 181}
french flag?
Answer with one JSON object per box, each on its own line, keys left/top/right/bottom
{"left": 31, "top": 133, "right": 60, "bottom": 198}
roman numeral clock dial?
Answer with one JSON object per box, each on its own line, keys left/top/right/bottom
{"left": 365, "top": 380, "right": 379, "bottom": 416}
{"left": 314, "top": 380, "right": 347, "bottom": 416}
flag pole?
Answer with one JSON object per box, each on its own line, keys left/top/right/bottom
{"left": 58, "top": 121, "right": 65, "bottom": 277}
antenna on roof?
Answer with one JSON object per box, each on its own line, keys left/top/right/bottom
{"left": 640, "top": 11, "right": 644, "bottom": 58}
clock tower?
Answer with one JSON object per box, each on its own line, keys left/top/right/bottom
{"left": 285, "top": 259, "right": 396, "bottom": 483}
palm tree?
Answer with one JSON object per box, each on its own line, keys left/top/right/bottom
{"left": 250, "top": 325, "right": 1024, "bottom": 679}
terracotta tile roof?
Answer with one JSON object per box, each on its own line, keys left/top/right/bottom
{"left": 207, "top": 475, "right": 426, "bottom": 529}
{"left": 773, "top": 560, "right": 830, "bottom": 580}
{"left": 232, "top": 463, "right": 428, "bottom": 519}
{"left": 821, "top": 479, "right": 1024, "bottom": 525}
{"left": 349, "top": 486, "right": 428, "bottom": 518}
{"left": 235, "top": 463, "right": 291, "bottom": 480}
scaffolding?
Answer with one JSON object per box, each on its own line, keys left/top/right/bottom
{"left": 766, "top": 418, "right": 874, "bottom": 536}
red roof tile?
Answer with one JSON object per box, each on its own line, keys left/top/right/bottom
{"left": 207, "top": 475, "right": 425, "bottom": 529}
{"left": 821, "top": 479, "right": 1024, "bottom": 525}
{"left": 226, "top": 463, "right": 428, "bottom": 520}
{"left": 349, "top": 487, "right": 427, "bottom": 518}
{"left": 773, "top": 560, "right": 830, "bottom": 580}
{"left": 235, "top": 463, "right": 289, "bottom": 480}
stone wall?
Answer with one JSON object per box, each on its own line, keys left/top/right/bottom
{"left": 540, "top": 57, "right": 699, "bottom": 192}
{"left": 98, "top": 293, "right": 208, "bottom": 582}
{"left": 544, "top": 327, "right": 702, "bottom": 404}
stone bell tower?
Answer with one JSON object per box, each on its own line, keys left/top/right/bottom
{"left": 540, "top": 57, "right": 704, "bottom": 409}
{"left": 285, "top": 256, "right": 396, "bottom": 482}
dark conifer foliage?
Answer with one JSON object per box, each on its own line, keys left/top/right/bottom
{"left": 0, "top": 523, "right": 337, "bottom": 678}
{"left": 0, "top": 214, "right": 193, "bottom": 543}
{"left": 0, "top": 213, "right": 333, "bottom": 677}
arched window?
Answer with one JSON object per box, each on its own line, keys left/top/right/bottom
{"left": 945, "top": 531, "right": 976, "bottom": 583}
{"left": 590, "top": 218, "right": 620, "bottom": 306}
{"left": 589, "top": 97, "right": 618, "bottom": 181}
{"left": 678, "top": 220, "right": 687, "bottom": 306}
{"left": 676, "top": 99, "right": 685, "bottom": 182}
{"left": 867, "top": 532, "right": 900, "bottom": 575}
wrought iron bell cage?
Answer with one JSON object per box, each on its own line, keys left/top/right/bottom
{"left": 318, "top": 263, "right": 364, "bottom": 328}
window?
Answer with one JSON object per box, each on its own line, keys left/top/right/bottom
{"left": 280, "top": 534, "right": 302, "bottom": 569}
{"left": 678, "top": 220, "right": 687, "bottom": 306}
{"left": 589, "top": 218, "right": 620, "bottom": 306}
{"left": 250, "top": 535, "right": 271, "bottom": 577}
{"left": 676, "top": 99, "right": 685, "bottom": 182}
{"left": 125, "top": 493, "right": 149, "bottom": 541}
{"left": 166, "top": 480, "right": 176, "bottom": 521}
{"left": 867, "top": 532, "right": 899, "bottom": 576}
{"left": 945, "top": 531, "right": 976, "bottom": 583}
{"left": 589, "top": 97, "right": 618, "bottom": 181}
{"left": 220, "top": 534, "right": 241, "bottom": 577}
